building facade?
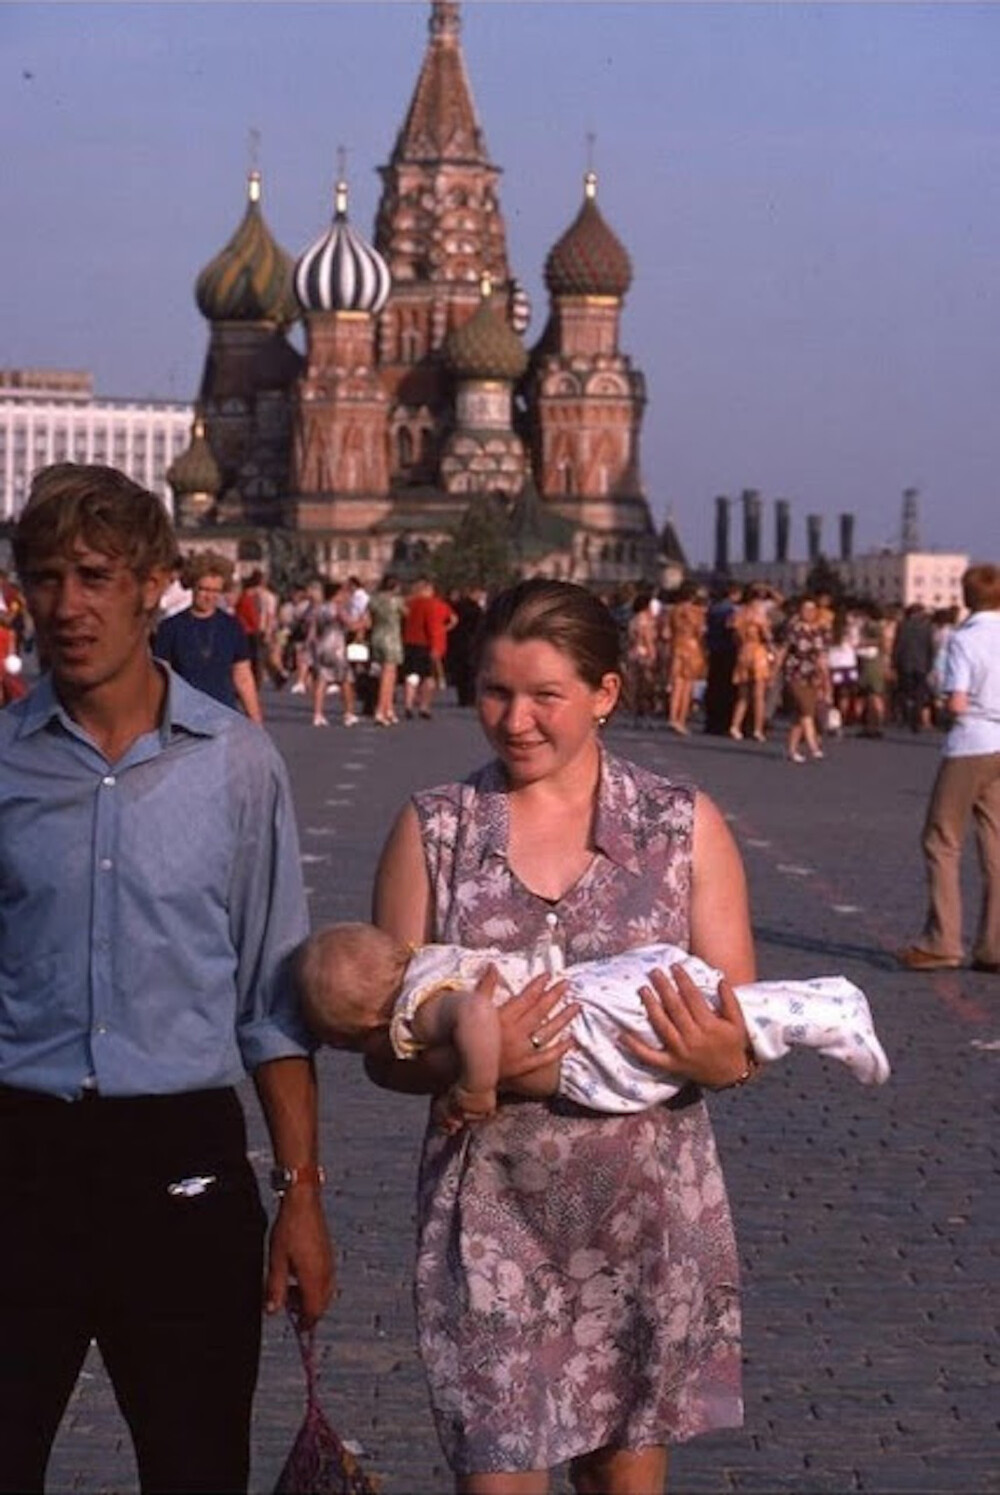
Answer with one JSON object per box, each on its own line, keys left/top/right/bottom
{"left": 178, "top": 0, "right": 663, "bottom": 587}
{"left": 0, "top": 369, "right": 192, "bottom": 521}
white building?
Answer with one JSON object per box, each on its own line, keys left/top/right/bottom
{"left": 0, "top": 369, "right": 193, "bottom": 519}
{"left": 729, "top": 550, "right": 969, "bottom": 609}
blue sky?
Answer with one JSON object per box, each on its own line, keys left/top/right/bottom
{"left": 3, "top": 1, "right": 998, "bottom": 566}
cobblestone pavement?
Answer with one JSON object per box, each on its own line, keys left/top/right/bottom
{"left": 47, "top": 695, "right": 998, "bottom": 1493}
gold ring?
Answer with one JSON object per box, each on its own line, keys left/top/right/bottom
{"left": 530, "top": 1032, "right": 544, "bottom": 1050}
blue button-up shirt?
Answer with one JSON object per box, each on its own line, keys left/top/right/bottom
{"left": 0, "top": 668, "right": 312, "bottom": 1099}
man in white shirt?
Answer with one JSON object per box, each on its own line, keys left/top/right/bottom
{"left": 898, "top": 564, "right": 1000, "bottom": 973}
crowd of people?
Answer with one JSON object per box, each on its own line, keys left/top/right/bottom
{"left": 8, "top": 553, "right": 946, "bottom": 763}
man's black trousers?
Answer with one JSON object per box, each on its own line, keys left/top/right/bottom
{"left": 0, "top": 1084, "right": 266, "bottom": 1493}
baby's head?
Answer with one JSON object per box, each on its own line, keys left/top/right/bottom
{"left": 296, "top": 922, "right": 411, "bottom": 1048}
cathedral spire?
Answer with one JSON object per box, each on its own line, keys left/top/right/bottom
{"left": 390, "top": 0, "right": 489, "bottom": 164}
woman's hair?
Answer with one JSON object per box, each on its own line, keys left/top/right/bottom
{"left": 14, "top": 463, "right": 176, "bottom": 578}
{"left": 962, "top": 563, "right": 1000, "bottom": 612}
{"left": 473, "top": 579, "right": 622, "bottom": 688}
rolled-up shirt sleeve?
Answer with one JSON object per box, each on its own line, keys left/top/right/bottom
{"left": 228, "top": 748, "right": 313, "bottom": 1070}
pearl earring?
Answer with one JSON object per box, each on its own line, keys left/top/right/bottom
{"left": 596, "top": 715, "right": 608, "bottom": 728}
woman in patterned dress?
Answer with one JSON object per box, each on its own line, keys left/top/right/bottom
{"left": 368, "top": 580, "right": 757, "bottom": 1494}
{"left": 778, "top": 595, "right": 831, "bottom": 763}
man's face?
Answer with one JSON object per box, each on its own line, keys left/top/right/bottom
{"left": 22, "top": 540, "right": 165, "bottom": 695}
{"left": 191, "top": 574, "right": 226, "bottom": 617}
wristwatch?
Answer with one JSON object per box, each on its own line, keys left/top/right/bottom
{"left": 269, "top": 1163, "right": 327, "bottom": 1195}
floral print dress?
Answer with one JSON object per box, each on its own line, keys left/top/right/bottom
{"left": 411, "top": 751, "right": 742, "bottom": 1475}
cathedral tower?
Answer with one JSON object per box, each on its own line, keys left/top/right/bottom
{"left": 291, "top": 178, "right": 393, "bottom": 535}
{"left": 528, "top": 170, "right": 656, "bottom": 580}
{"left": 374, "top": 1, "right": 516, "bottom": 487}
{"left": 193, "top": 170, "right": 302, "bottom": 526}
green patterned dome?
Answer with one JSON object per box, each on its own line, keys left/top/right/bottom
{"left": 166, "top": 418, "right": 221, "bottom": 497}
{"left": 195, "top": 171, "right": 299, "bottom": 325}
{"left": 445, "top": 276, "right": 528, "bottom": 381}
{"left": 544, "top": 171, "right": 632, "bottom": 299}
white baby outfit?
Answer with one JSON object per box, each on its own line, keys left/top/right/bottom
{"left": 390, "top": 936, "right": 891, "bottom": 1111}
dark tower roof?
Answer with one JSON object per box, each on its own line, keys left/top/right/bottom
{"left": 545, "top": 171, "right": 633, "bottom": 299}
{"left": 167, "top": 417, "right": 222, "bottom": 497}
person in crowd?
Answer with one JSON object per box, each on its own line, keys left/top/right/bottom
{"left": 729, "top": 583, "right": 774, "bottom": 742}
{"left": 156, "top": 555, "right": 192, "bottom": 622}
{"left": 779, "top": 594, "right": 830, "bottom": 763}
{"left": 929, "top": 606, "right": 960, "bottom": 726}
{"left": 665, "top": 581, "right": 706, "bottom": 734}
{"left": 309, "top": 579, "right": 356, "bottom": 728}
{"left": 0, "top": 463, "right": 333, "bottom": 1493}
{"left": 703, "top": 580, "right": 743, "bottom": 735}
{"left": 825, "top": 609, "right": 860, "bottom": 735}
{"left": 445, "top": 587, "right": 488, "bottom": 708}
{"left": 299, "top": 921, "right": 889, "bottom": 1129}
{"left": 154, "top": 553, "right": 263, "bottom": 723}
{"left": 368, "top": 572, "right": 407, "bottom": 726}
{"left": 892, "top": 602, "right": 936, "bottom": 732}
{"left": 288, "top": 581, "right": 320, "bottom": 694}
{"left": 401, "top": 576, "right": 438, "bottom": 719}
{"left": 898, "top": 563, "right": 1000, "bottom": 974}
{"left": 424, "top": 580, "right": 458, "bottom": 710}
{"left": 0, "top": 598, "right": 26, "bottom": 707}
{"left": 856, "top": 602, "right": 891, "bottom": 738}
{"left": 234, "top": 569, "right": 265, "bottom": 684}
{"left": 626, "top": 590, "right": 658, "bottom": 727}
{"left": 366, "top": 577, "right": 757, "bottom": 1494}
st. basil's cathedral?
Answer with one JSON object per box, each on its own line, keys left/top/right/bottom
{"left": 169, "top": 1, "right": 682, "bottom": 587}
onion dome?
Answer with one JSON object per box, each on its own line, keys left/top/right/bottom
{"left": 444, "top": 273, "right": 528, "bottom": 382}
{"left": 195, "top": 170, "right": 299, "bottom": 325}
{"left": 544, "top": 171, "right": 632, "bottom": 299}
{"left": 166, "top": 417, "right": 221, "bottom": 498}
{"left": 294, "top": 180, "right": 391, "bottom": 315}
{"left": 507, "top": 277, "right": 532, "bottom": 336}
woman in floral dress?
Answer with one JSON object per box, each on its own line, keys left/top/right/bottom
{"left": 778, "top": 595, "right": 831, "bottom": 763}
{"left": 369, "top": 580, "right": 757, "bottom": 1494}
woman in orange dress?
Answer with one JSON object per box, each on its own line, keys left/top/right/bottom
{"left": 667, "top": 583, "right": 706, "bottom": 734}
{"left": 729, "top": 584, "right": 774, "bottom": 741}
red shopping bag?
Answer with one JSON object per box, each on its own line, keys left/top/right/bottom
{"left": 273, "top": 1302, "right": 380, "bottom": 1495}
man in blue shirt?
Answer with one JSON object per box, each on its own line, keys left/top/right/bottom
{"left": 0, "top": 464, "right": 333, "bottom": 1492}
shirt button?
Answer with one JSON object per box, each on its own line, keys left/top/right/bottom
{"left": 102, "top": 775, "right": 116, "bottom": 787}
{"left": 99, "top": 858, "right": 113, "bottom": 871}
{"left": 94, "top": 1024, "right": 108, "bottom": 1036}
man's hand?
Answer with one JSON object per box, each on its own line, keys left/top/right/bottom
{"left": 265, "top": 1186, "right": 335, "bottom": 1327}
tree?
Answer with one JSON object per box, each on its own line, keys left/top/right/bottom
{"left": 430, "top": 492, "right": 514, "bottom": 593}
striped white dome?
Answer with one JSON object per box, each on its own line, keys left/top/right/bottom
{"left": 294, "top": 180, "right": 391, "bottom": 315}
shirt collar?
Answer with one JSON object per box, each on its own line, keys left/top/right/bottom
{"left": 475, "top": 748, "right": 643, "bottom": 877}
{"left": 16, "top": 664, "right": 221, "bottom": 745}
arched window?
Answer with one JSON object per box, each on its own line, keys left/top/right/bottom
{"left": 337, "top": 540, "right": 351, "bottom": 562}
{"left": 358, "top": 540, "right": 370, "bottom": 561}
{"left": 398, "top": 428, "right": 414, "bottom": 468}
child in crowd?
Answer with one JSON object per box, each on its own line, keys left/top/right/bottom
{"left": 297, "top": 920, "right": 890, "bottom": 1129}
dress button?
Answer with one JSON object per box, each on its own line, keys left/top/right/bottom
{"left": 99, "top": 858, "right": 113, "bottom": 871}
{"left": 102, "top": 775, "right": 116, "bottom": 787}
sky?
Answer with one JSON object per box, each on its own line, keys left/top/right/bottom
{"left": 3, "top": 1, "right": 998, "bottom": 567}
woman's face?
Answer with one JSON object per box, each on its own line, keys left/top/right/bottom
{"left": 476, "top": 636, "right": 620, "bottom": 786}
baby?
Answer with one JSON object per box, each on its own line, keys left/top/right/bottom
{"left": 297, "top": 920, "right": 890, "bottom": 1129}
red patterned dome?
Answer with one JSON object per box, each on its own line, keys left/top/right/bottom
{"left": 544, "top": 172, "right": 632, "bottom": 300}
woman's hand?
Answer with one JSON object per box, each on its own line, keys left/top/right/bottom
{"left": 621, "top": 963, "right": 755, "bottom": 1090}
{"left": 489, "top": 969, "right": 578, "bottom": 1094}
